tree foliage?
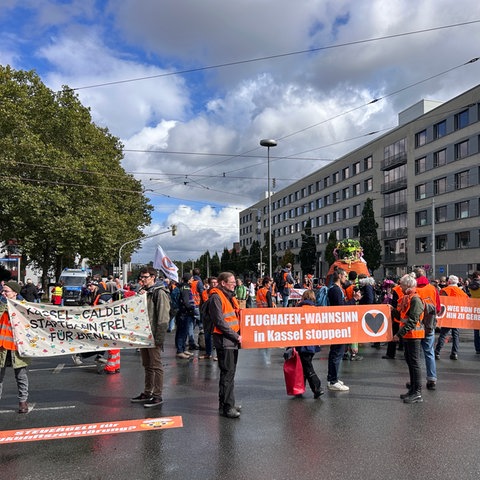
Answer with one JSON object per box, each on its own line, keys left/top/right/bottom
{"left": 0, "top": 66, "right": 152, "bottom": 285}
{"left": 325, "top": 231, "right": 338, "bottom": 266}
{"left": 359, "top": 197, "right": 382, "bottom": 273}
{"left": 298, "top": 219, "right": 316, "bottom": 275}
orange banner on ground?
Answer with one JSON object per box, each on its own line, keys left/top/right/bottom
{"left": 240, "top": 305, "right": 392, "bottom": 349}
{"left": 437, "top": 296, "right": 480, "bottom": 329}
{"left": 0, "top": 416, "right": 183, "bottom": 444}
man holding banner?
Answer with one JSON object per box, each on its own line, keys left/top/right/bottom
{"left": 131, "top": 266, "right": 171, "bottom": 408}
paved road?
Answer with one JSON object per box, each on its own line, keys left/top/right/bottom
{"left": 1, "top": 331, "right": 480, "bottom": 480}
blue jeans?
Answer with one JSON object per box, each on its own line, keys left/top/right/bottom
{"left": 421, "top": 332, "right": 437, "bottom": 382}
{"left": 281, "top": 293, "right": 289, "bottom": 307}
{"left": 474, "top": 330, "right": 480, "bottom": 353}
{"left": 204, "top": 332, "right": 213, "bottom": 356}
{"left": 327, "top": 344, "right": 346, "bottom": 384}
{"left": 435, "top": 327, "right": 459, "bottom": 355}
{"left": 175, "top": 314, "right": 190, "bottom": 353}
{"left": 187, "top": 315, "right": 196, "bottom": 347}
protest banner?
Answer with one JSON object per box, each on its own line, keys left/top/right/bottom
{"left": 240, "top": 304, "right": 392, "bottom": 349}
{"left": 0, "top": 417, "right": 183, "bottom": 444}
{"left": 437, "top": 296, "right": 480, "bottom": 329}
{"left": 7, "top": 295, "right": 154, "bottom": 357}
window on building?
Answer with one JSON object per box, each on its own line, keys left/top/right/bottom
{"left": 332, "top": 171, "right": 340, "bottom": 184}
{"left": 433, "top": 120, "right": 447, "bottom": 139}
{"left": 309, "top": 201, "right": 315, "bottom": 212}
{"left": 435, "top": 205, "right": 447, "bottom": 223}
{"left": 308, "top": 184, "right": 315, "bottom": 195}
{"left": 433, "top": 149, "right": 446, "bottom": 168}
{"left": 325, "top": 213, "right": 331, "bottom": 224}
{"left": 324, "top": 177, "right": 331, "bottom": 188}
{"left": 342, "top": 227, "right": 350, "bottom": 239}
{"left": 415, "top": 129, "right": 427, "bottom": 147}
{"left": 333, "top": 210, "right": 340, "bottom": 222}
{"left": 316, "top": 198, "right": 323, "bottom": 209}
{"left": 342, "top": 166, "right": 350, "bottom": 180}
{"left": 455, "top": 201, "right": 470, "bottom": 219}
{"left": 301, "top": 187, "right": 307, "bottom": 198}
{"left": 416, "top": 237, "right": 428, "bottom": 252}
{"left": 455, "top": 170, "right": 469, "bottom": 189}
{"left": 353, "top": 183, "right": 361, "bottom": 196}
{"left": 436, "top": 235, "right": 447, "bottom": 251}
{"left": 332, "top": 191, "right": 339, "bottom": 203}
{"left": 324, "top": 195, "right": 330, "bottom": 206}
{"left": 455, "top": 231, "right": 470, "bottom": 249}
{"left": 352, "top": 226, "right": 360, "bottom": 237}
{"left": 416, "top": 210, "right": 428, "bottom": 226}
{"left": 434, "top": 177, "right": 447, "bottom": 195}
{"left": 455, "top": 109, "right": 469, "bottom": 130}
{"left": 343, "top": 207, "right": 350, "bottom": 220}
{"left": 455, "top": 140, "right": 469, "bottom": 159}
{"left": 289, "top": 193, "right": 294, "bottom": 203}
{"left": 415, "top": 157, "right": 426, "bottom": 174}
{"left": 415, "top": 184, "right": 427, "bottom": 200}
{"left": 353, "top": 162, "right": 361, "bottom": 175}
{"left": 353, "top": 204, "right": 361, "bottom": 217}
{"left": 364, "top": 178, "right": 373, "bottom": 192}
{"left": 342, "top": 187, "right": 350, "bottom": 200}
{"left": 364, "top": 155, "right": 373, "bottom": 170}
{"left": 317, "top": 216, "right": 323, "bottom": 226}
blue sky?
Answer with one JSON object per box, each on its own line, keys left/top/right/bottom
{"left": 2, "top": 0, "right": 480, "bottom": 262}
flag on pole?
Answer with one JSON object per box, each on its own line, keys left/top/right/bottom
{"left": 153, "top": 245, "right": 179, "bottom": 282}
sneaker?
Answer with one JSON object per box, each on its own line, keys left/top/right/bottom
{"left": 403, "top": 392, "right": 423, "bottom": 404}
{"left": 144, "top": 397, "right": 164, "bottom": 408}
{"left": 400, "top": 391, "right": 413, "bottom": 399}
{"left": 199, "top": 354, "right": 212, "bottom": 359}
{"left": 382, "top": 355, "right": 395, "bottom": 359}
{"left": 184, "top": 350, "right": 194, "bottom": 357}
{"left": 223, "top": 407, "right": 240, "bottom": 419}
{"left": 131, "top": 393, "right": 154, "bottom": 403}
{"left": 350, "top": 354, "right": 363, "bottom": 361}
{"left": 314, "top": 388, "right": 325, "bottom": 399}
{"left": 176, "top": 352, "right": 190, "bottom": 359}
{"left": 72, "top": 354, "right": 83, "bottom": 366}
{"left": 450, "top": 353, "right": 458, "bottom": 360}
{"left": 434, "top": 352, "right": 440, "bottom": 360}
{"left": 95, "top": 355, "right": 107, "bottom": 364}
{"left": 328, "top": 381, "right": 349, "bottom": 391}
{"left": 426, "top": 381, "right": 436, "bottom": 390}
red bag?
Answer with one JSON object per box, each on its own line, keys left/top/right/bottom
{"left": 283, "top": 348, "right": 305, "bottom": 396}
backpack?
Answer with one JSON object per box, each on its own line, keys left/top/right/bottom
{"left": 274, "top": 271, "right": 285, "bottom": 289}
{"left": 315, "top": 286, "right": 330, "bottom": 306}
{"left": 421, "top": 297, "right": 437, "bottom": 333}
{"left": 200, "top": 296, "right": 214, "bottom": 334}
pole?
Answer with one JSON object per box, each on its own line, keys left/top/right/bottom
{"left": 431, "top": 197, "right": 436, "bottom": 279}
{"left": 260, "top": 139, "right": 277, "bottom": 279}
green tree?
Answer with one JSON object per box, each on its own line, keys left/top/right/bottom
{"left": 299, "top": 219, "right": 316, "bottom": 275}
{"left": 248, "top": 240, "right": 261, "bottom": 274}
{"left": 280, "top": 249, "right": 295, "bottom": 268}
{"left": 220, "top": 248, "right": 231, "bottom": 272}
{"left": 210, "top": 252, "right": 221, "bottom": 277}
{"left": 359, "top": 198, "right": 382, "bottom": 273}
{"left": 325, "top": 231, "right": 338, "bottom": 266}
{"left": 0, "top": 66, "right": 152, "bottom": 287}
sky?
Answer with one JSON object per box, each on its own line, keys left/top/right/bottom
{"left": 1, "top": 0, "right": 480, "bottom": 264}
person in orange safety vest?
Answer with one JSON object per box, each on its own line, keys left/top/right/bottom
{"left": 393, "top": 273, "right": 425, "bottom": 404}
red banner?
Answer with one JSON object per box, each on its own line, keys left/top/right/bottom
{"left": 0, "top": 417, "right": 183, "bottom": 444}
{"left": 240, "top": 305, "right": 392, "bottom": 349}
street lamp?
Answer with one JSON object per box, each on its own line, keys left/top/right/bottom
{"left": 260, "top": 139, "right": 277, "bottom": 278}
{"left": 118, "top": 225, "right": 177, "bottom": 282}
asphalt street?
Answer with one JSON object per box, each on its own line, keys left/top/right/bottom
{"left": 1, "top": 330, "right": 480, "bottom": 480}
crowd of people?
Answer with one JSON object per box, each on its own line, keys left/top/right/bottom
{"left": 0, "top": 267, "right": 479, "bottom": 415}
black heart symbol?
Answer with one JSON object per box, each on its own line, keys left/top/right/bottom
{"left": 365, "top": 312, "right": 385, "bottom": 334}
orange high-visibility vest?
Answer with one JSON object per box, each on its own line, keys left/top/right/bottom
{"left": 210, "top": 288, "right": 240, "bottom": 335}
{"left": 191, "top": 280, "right": 201, "bottom": 306}
{"left": 0, "top": 311, "right": 17, "bottom": 350}
{"left": 440, "top": 285, "right": 468, "bottom": 297}
{"left": 399, "top": 293, "right": 425, "bottom": 339}
{"left": 256, "top": 287, "right": 269, "bottom": 308}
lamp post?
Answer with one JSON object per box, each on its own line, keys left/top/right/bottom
{"left": 118, "top": 225, "right": 177, "bottom": 282}
{"left": 260, "top": 139, "right": 277, "bottom": 279}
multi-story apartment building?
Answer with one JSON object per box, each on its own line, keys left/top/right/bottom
{"left": 239, "top": 84, "right": 480, "bottom": 280}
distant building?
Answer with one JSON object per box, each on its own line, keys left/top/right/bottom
{"left": 240, "top": 84, "right": 480, "bottom": 280}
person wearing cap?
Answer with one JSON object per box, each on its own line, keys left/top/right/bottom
{"left": 0, "top": 280, "right": 31, "bottom": 413}
{"left": 278, "top": 263, "right": 295, "bottom": 307}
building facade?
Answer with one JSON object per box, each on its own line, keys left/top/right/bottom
{"left": 239, "top": 84, "right": 480, "bottom": 280}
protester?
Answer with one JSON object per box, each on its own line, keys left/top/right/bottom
{"left": 278, "top": 263, "right": 295, "bottom": 307}
{"left": 51, "top": 282, "right": 63, "bottom": 305}
{"left": 131, "top": 266, "right": 170, "bottom": 408}
{"left": 413, "top": 267, "right": 440, "bottom": 390}
{"left": 394, "top": 274, "right": 425, "bottom": 404}
{"left": 435, "top": 275, "right": 469, "bottom": 360}
{"left": 468, "top": 271, "right": 480, "bottom": 353}
{"left": 0, "top": 281, "right": 31, "bottom": 413}
{"left": 175, "top": 273, "right": 196, "bottom": 359}
{"left": 209, "top": 272, "right": 242, "bottom": 418}
{"left": 234, "top": 278, "right": 248, "bottom": 309}
{"left": 295, "top": 290, "right": 324, "bottom": 399}
{"left": 199, "top": 277, "right": 218, "bottom": 360}
{"left": 327, "top": 268, "right": 361, "bottom": 391}
{"left": 20, "top": 278, "right": 39, "bottom": 303}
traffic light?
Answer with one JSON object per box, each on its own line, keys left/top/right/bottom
{"left": 171, "top": 224, "right": 177, "bottom": 236}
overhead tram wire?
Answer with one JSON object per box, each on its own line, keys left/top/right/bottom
{"left": 69, "top": 20, "right": 480, "bottom": 91}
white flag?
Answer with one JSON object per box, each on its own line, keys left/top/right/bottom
{"left": 153, "top": 244, "right": 179, "bottom": 282}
